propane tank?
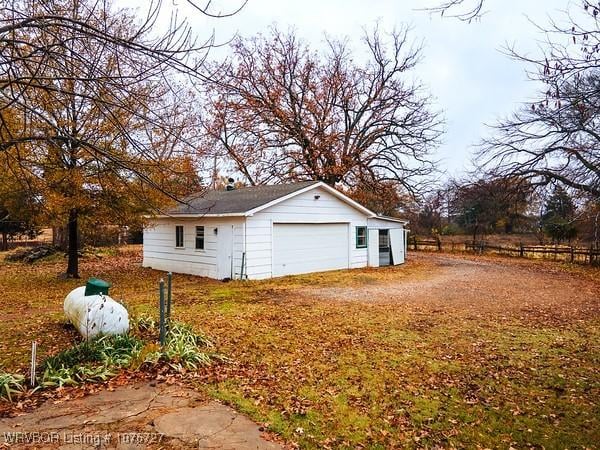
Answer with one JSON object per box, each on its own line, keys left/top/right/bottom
{"left": 63, "top": 279, "right": 129, "bottom": 339}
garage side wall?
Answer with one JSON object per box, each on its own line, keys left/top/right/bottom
{"left": 245, "top": 187, "right": 369, "bottom": 279}
{"left": 143, "top": 217, "right": 244, "bottom": 279}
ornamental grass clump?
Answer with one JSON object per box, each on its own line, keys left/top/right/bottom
{"left": 40, "top": 320, "right": 220, "bottom": 389}
{"left": 0, "top": 371, "right": 25, "bottom": 401}
{"left": 1, "top": 318, "right": 222, "bottom": 401}
{"left": 41, "top": 334, "right": 143, "bottom": 387}
{"left": 163, "top": 322, "right": 219, "bottom": 370}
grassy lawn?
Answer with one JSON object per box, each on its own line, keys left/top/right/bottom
{"left": 1, "top": 246, "right": 599, "bottom": 448}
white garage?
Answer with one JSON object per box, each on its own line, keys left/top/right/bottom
{"left": 272, "top": 223, "right": 349, "bottom": 276}
{"left": 143, "top": 181, "right": 408, "bottom": 280}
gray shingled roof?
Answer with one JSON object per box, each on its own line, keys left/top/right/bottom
{"left": 167, "top": 181, "right": 320, "bottom": 215}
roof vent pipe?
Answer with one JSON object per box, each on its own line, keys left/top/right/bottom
{"left": 226, "top": 177, "right": 235, "bottom": 191}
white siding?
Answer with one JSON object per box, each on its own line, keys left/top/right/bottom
{"left": 232, "top": 221, "right": 245, "bottom": 279}
{"left": 367, "top": 228, "right": 380, "bottom": 267}
{"left": 143, "top": 217, "right": 245, "bottom": 279}
{"left": 143, "top": 186, "right": 408, "bottom": 280}
{"left": 245, "top": 186, "right": 369, "bottom": 279}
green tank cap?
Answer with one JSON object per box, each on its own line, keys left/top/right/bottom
{"left": 84, "top": 278, "right": 111, "bottom": 296}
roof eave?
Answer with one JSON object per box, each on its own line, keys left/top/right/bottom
{"left": 370, "top": 215, "right": 409, "bottom": 225}
{"left": 146, "top": 212, "right": 246, "bottom": 219}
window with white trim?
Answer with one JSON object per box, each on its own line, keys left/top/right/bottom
{"left": 195, "top": 226, "right": 205, "bottom": 250}
{"left": 356, "top": 226, "right": 367, "bottom": 248}
{"left": 175, "top": 225, "right": 184, "bottom": 248}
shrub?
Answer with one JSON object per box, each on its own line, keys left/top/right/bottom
{"left": 439, "top": 223, "right": 463, "bottom": 236}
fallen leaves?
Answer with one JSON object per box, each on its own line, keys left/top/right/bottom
{"left": 1, "top": 248, "right": 599, "bottom": 448}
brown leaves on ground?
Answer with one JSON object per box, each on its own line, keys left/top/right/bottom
{"left": 1, "top": 247, "right": 599, "bottom": 449}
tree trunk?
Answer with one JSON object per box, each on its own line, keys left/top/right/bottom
{"left": 1, "top": 231, "right": 7, "bottom": 251}
{"left": 66, "top": 208, "right": 79, "bottom": 278}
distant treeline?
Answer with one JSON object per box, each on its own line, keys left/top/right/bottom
{"left": 400, "top": 179, "right": 599, "bottom": 245}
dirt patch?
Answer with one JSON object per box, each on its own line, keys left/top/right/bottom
{"left": 295, "top": 253, "right": 599, "bottom": 325}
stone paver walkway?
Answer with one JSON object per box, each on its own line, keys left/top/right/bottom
{"left": 0, "top": 383, "right": 282, "bottom": 449}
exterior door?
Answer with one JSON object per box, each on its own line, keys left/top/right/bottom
{"left": 217, "top": 224, "right": 234, "bottom": 279}
{"left": 389, "top": 228, "right": 405, "bottom": 265}
{"left": 379, "top": 229, "right": 391, "bottom": 266}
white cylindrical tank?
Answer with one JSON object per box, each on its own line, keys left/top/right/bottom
{"left": 64, "top": 286, "right": 129, "bottom": 339}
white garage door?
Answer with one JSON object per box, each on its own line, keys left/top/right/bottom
{"left": 273, "top": 223, "right": 349, "bottom": 277}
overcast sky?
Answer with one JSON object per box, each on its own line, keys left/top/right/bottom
{"left": 136, "top": 0, "right": 572, "bottom": 178}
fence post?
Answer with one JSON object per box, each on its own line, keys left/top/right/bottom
{"left": 413, "top": 236, "right": 418, "bottom": 251}
{"left": 570, "top": 246, "right": 575, "bottom": 263}
{"left": 519, "top": 242, "right": 524, "bottom": 258}
{"left": 166, "top": 272, "right": 172, "bottom": 328}
{"left": 436, "top": 236, "right": 442, "bottom": 252}
{"left": 159, "top": 278, "right": 165, "bottom": 346}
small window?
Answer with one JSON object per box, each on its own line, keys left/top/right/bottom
{"left": 379, "top": 230, "right": 390, "bottom": 248}
{"left": 356, "top": 226, "right": 367, "bottom": 248}
{"left": 195, "top": 226, "right": 205, "bottom": 250}
{"left": 175, "top": 225, "right": 184, "bottom": 248}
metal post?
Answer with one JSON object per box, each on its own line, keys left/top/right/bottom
{"left": 159, "top": 278, "right": 165, "bottom": 346}
{"left": 167, "top": 272, "right": 172, "bottom": 328}
{"left": 30, "top": 341, "right": 37, "bottom": 388}
{"left": 240, "top": 253, "right": 246, "bottom": 280}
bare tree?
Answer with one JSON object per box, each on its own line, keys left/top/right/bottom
{"left": 478, "top": 3, "right": 600, "bottom": 199}
{"left": 422, "top": 0, "right": 486, "bottom": 22}
{"left": 0, "top": 0, "right": 242, "bottom": 277}
{"left": 202, "top": 26, "right": 442, "bottom": 195}
{"left": 0, "top": 0, "right": 245, "bottom": 89}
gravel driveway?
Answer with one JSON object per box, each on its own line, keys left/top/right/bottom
{"left": 297, "top": 252, "right": 599, "bottom": 322}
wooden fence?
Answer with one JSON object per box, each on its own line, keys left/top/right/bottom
{"left": 409, "top": 236, "right": 600, "bottom": 266}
